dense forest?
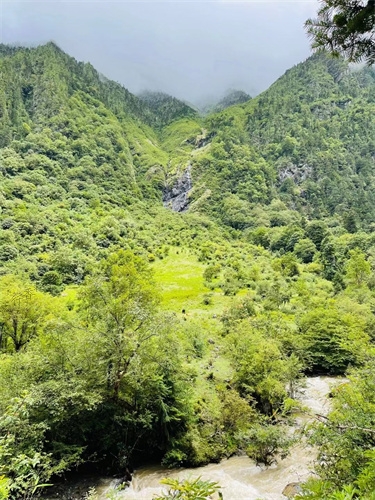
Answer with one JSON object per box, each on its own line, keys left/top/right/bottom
{"left": 1, "top": 42, "right": 375, "bottom": 499}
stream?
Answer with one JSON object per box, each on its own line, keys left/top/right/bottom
{"left": 62, "top": 376, "right": 339, "bottom": 500}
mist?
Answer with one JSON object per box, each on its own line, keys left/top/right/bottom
{"left": 1, "top": 0, "right": 319, "bottom": 105}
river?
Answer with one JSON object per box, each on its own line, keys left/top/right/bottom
{"left": 81, "top": 376, "right": 339, "bottom": 500}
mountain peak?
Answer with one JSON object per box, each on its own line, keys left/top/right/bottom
{"left": 200, "top": 89, "right": 252, "bottom": 115}
{"left": 138, "top": 90, "right": 198, "bottom": 127}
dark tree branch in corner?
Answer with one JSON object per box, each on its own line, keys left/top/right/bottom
{"left": 306, "top": 0, "right": 375, "bottom": 64}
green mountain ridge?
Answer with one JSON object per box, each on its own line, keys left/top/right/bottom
{"left": 1, "top": 42, "right": 375, "bottom": 297}
{"left": 189, "top": 54, "right": 375, "bottom": 227}
{"left": 1, "top": 41, "right": 375, "bottom": 305}
{"left": 138, "top": 90, "right": 199, "bottom": 126}
{"left": 2, "top": 42, "right": 375, "bottom": 499}
{"left": 200, "top": 89, "right": 252, "bottom": 115}
{"left": 2, "top": 43, "right": 375, "bottom": 230}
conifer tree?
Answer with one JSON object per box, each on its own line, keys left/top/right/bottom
{"left": 306, "top": 0, "right": 375, "bottom": 64}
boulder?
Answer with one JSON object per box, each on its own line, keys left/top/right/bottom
{"left": 282, "top": 482, "right": 302, "bottom": 498}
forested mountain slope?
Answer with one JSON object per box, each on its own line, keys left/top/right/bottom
{"left": 138, "top": 91, "right": 198, "bottom": 127}
{"left": 2, "top": 44, "right": 375, "bottom": 235}
{"left": 2, "top": 43, "right": 375, "bottom": 500}
{"left": 189, "top": 55, "right": 375, "bottom": 228}
{"left": 200, "top": 89, "right": 252, "bottom": 114}
{"left": 0, "top": 42, "right": 204, "bottom": 289}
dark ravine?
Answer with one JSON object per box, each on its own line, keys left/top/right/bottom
{"left": 163, "top": 165, "right": 192, "bottom": 212}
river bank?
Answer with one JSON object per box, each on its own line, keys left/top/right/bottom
{"left": 45, "top": 376, "right": 341, "bottom": 500}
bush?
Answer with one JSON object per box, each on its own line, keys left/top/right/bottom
{"left": 294, "top": 238, "right": 317, "bottom": 263}
{"left": 41, "top": 270, "right": 62, "bottom": 286}
{"left": 202, "top": 293, "right": 213, "bottom": 305}
{"left": 0, "top": 245, "right": 18, "bottom": 262}
{"left": 154, "top": 477, "right": 222, "bottom": 500}
{"left": 244, "top": 423, "right": 293, "bottom": 466}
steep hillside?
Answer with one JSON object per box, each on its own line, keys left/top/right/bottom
{"left": 0, "top": 43, "right": 200, "bottom": 283}
{"left": 189, "top": 55, "right": 375, "bottom": 228}
{"left": 138, "top": 91, "right": 198, "bottom": 127}
{"left": 203, "top": 89, "right": 252, "bottom": 114}
{"left": 0, "top": 42, "right": 159, "bottom": 140}
{"left": 2, "top": 44, "right": 375, "bottom": 289}
{"left": 2, "top": 44, "right": 375, "bottom": 499}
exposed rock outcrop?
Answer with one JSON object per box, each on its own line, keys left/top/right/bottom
{"left": 163, "top": 165, "right": 192, "bottom": 212}
{"left": 184, "top": 130, "right": 216, "bottom": 149}
{"left": 278, "top": 162, "right": 312, "bottom": 185}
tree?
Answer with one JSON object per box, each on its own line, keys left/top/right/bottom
{"left": 79, "top": 250, "right": 159, "bottom": 400}
{"left": 345, "top": 248, "right": 371, "bottom": 287}
{"left": 306, "top": 221, "right": 328, "bottom": 251}
{"left": 0, "top": 394, "right": 83, "bottom": 500}
{"left": 227, "top": 326, "right": 304, "bottom": 415}
{"left": 300, "top": 362, "right": 375, "bottom": 497}
{"left": 221, "top": 195, "right": 252, "bottom": 230}
{"left": 0, "top": 276, "right": 53, "bottom": 352}
{"left": 294, "top": 238, "right": 317, "bottom": 263}
{"left": 244, "top": 423, "right": 293, "bottom": 466}
{"left": 78, "top": 250, "right": 194, "bottom": 467}
{"left": 306, "top": 0, "right": 375, "bottom": 64}
{"left": 0, "top": 477, "right": 9, "bottom": 500}
{"left": 343, "top": 210, "right": 358, "bottom": 234}
{"left": 298, "top": 305, "right": 369, "bottom": 374}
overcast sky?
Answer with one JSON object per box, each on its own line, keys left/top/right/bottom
{"left": 1, "top": 0, "right": 319, "bottom": 105}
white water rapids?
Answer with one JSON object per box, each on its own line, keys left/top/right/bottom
{"left": 90, "top": 377, "right": 339, "bottom": 500}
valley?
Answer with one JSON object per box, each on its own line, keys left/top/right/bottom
{"left": 1, "top": 43, "right": 375, "bottom": 499}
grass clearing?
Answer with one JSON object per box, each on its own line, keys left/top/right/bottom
{"left": 152, "top": 247, "right": 236, "bottom": 388}
{"left": 152, "top": 247, "right": 232, "bottom": 318}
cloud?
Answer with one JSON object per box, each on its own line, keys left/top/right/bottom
{"left": 1, "top": 0, "right": 319, "bottom": 104}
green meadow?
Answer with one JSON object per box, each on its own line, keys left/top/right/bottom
{"left": 152, "top": 247, "right": 234, "bottom": 318}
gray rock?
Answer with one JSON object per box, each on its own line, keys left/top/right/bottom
{"left": 163, "top": 165, "right": 192, "bottom": 212}
{"left": 278, "top": 161, "right": 312, "bottom": 185}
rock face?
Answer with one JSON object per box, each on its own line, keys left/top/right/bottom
{"left": 278, "top": 162, "right": 312, "bottom": 185}
{"left": 163, "top": 165, "right": 192, "bottom": 212}
{"left": 184, "top": 130, "right": 215, "bottom": 149}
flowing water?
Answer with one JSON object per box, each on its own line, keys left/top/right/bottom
{"left": 86, "top": 376, "right": 340, "bottom": 500}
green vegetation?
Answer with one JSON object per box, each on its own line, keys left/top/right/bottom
{"left": 296, "top": 361, "right": 375, "bottom": 498}
{"left": 1, "top": 42, "right": 375, "bottom": 499}
{"left": 154, "top": 477, "right": 222, "bottom": 500}
{"left": 306, "top": 0, "right": 375, "bottom": 64}
{"left": 201, "top": 89, "right": 252, "bottom": 115}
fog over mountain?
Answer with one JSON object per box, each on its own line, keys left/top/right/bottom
{"left": 1, "top": 0, "right": 318, "bottom": 105}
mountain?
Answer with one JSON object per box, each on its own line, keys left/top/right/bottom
{"left": 2, "top": 44, "right": 375, "bottom": 498}
{"left": 204, "top": 89, "right": 252, "bottom": 114}
{"left": 138, "top": 90, "right": 198, "bottom": 127}
{"left": 1, "top": 43, "right": 375, "bottom": 279}
{"left": 0, "top": 42, "right": 159, "bottom": 138}
{"left": 0, "top": 42, "right": 210, "bottom": 290}
{"left": 189, "top": 54, "right": 375, "bottom": 228}
{"left": 1, "top": 43, "right": 375, "bottom": 285}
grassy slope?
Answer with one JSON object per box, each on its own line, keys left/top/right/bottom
{"left": 152, "top": 247, "right": 236, "bottom": 389}
{"left": 153, "top": 248, "right": 226, "bottom": 313}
